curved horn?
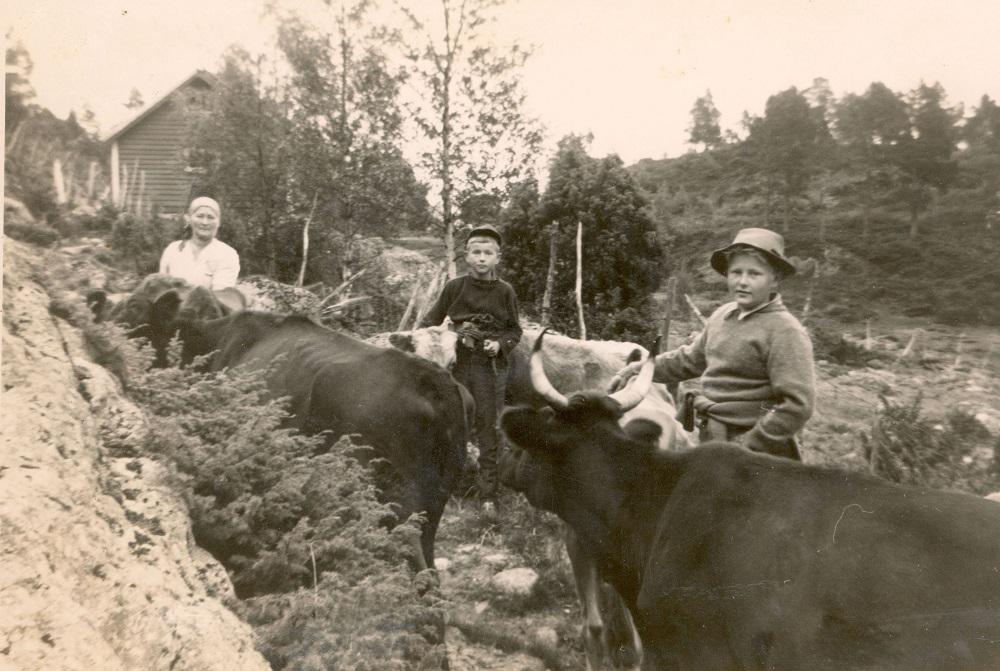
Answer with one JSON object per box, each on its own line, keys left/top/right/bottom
{"left": 608, "top": 335, "right": 660, "bottom": 411}
{"left": 529, "top": 328, "right": 570, "bottom": 409}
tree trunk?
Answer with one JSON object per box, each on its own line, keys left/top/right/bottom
{"left": 541, "top": 221, "right": 558, "bottom": 326}
{"left": 575, "top": 221, "right": 586, "bottom": 340}
{"left": 440, "top": 4, "right": 457, "bottom": 279}
{"left": 53, "top": 159, "right": 67, "bottom": 205}
{"left": 862, "top": 173, "right": 872, "bottom": 245}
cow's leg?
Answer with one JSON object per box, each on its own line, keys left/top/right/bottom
{"left": 418, "top": 476, "right": 452, "bottom": 572}
{"left": 566, "top": 525, "right": 605, "bottom": 671}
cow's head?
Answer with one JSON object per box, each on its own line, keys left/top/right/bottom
{"left": 87, "top": 275, "right": 246, "bottom": 366}
{"left": 500, "top": 330, "right": 662, "bottom": 523}
{"left": 149, "top": 285, "right": 235, "bottom": 366}
{"left": 87, "top": 275, "right": 191, "bottom": 333}
{"left": 384, "top": 321, "right": 458, "bottom": 371}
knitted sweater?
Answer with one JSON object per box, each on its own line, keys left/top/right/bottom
{"left": 653, "top": 294, "right": 815, "bottom": 449}
{"left": 420, "top": 275, "right": 522, "bottom": 357}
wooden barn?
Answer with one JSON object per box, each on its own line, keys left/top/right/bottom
{"left": 107, "top": 70, "right": 215, "bottom": 216}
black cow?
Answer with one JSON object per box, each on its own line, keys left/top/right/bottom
{"left": 379, "top": 324, "right": 694, "bottom": 669}
{"left": 87, "top": 274, "right": 245, "bottom": 366}
{"left": 145, "top": 289, "right": 468, "bottom": 571}
{"left": 500, "top": 337, "right": 1000, "bottom": 670}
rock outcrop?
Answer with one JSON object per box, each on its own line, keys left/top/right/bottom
{"left": 1, "top": 238, "right": 268, "bottom": 670}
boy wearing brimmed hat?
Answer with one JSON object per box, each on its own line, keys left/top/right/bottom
{"left": 615, "top": 227, "right": 814, "bottom": 460}
{"left": 421, "top": 224, "right": 522, "bottom": 507}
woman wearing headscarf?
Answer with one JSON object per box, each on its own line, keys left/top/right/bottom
{"left": 159, "top": 196, "right": 240, "bottom": 290}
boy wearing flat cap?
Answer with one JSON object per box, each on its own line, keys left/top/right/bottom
{"left": 421, "top": 224, "right": 522, "bottom": 506}
{"left": 615, "top": 227, "right": 814, "bottom": 460}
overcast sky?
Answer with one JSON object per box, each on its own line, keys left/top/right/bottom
{"left": 7, "top": 0, "right": 1000, "bottom": 164}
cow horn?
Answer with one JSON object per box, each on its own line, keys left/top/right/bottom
{"left": 529, "top": 328, "right": 570, "bottom": 409}
{"left": 607, "top": 335, "right": 659, "bottom": 412}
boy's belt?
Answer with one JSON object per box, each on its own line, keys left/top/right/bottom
{"left": 699, "top": 416, "right": 730, "bottom": 442}
{"left": 679, "top": 393, "right": 775, "bottom": 432}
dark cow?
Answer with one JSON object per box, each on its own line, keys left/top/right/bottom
{"left": 87, "top": 274, "right": 246, "bottom": 366}
{"left": 381, "top": 324, "right": 694, "bottom": 669}
{"left": 137, "top": 288, "right": 468, "bottom": 571}
{"left": 501, "top": 335, "right": 1000, "bottom": 670}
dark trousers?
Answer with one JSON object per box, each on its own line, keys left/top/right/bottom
{"left": 452, "top": 350, "right": 508, "bottom": 499}
{"left": 698, "top": 417, "right": 802, "bottom": 461}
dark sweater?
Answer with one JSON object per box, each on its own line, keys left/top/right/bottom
{"left": 420, "top": 275, "right": 522, "bottom": 357}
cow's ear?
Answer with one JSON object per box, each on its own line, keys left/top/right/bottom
{"left": 151, "top": 290, "right": 183, "bottom": 329}
{"left": 389, "top": 333, "right": 415, "bottom": 352}
{"left": 623, "top": 418, "right": 662, "bottom": 450}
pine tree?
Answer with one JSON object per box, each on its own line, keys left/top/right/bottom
{"left": 746, "top": 87, "right": 827, "bottom": 232}
{"left": 503, "top": 136, "right": 663, "bottom": 342}
{"left": 895, "top": 82, "right": 959, "bottom": 238}
{"left": 834, "top": 82, "right": 910, "bottom": 242}
{"left": 687, "top": 90, "right": 723, "bottom": 151}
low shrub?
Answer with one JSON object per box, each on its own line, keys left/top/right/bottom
{"left": 862, "top": 394, "right": 993, "bottom": 492}
{"left": 5, "top": 221, "right": 60, "bottom": 246}
{"left": 98, "top": 331, "right": 447, "bottom": 668}
{"left": 110, "top": 211, "right": 181, "bottom": 275}
{"left": 75, "top": 202, "right": 121, "bottom": 233}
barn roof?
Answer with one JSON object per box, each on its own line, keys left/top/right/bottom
{"left": 105, "top": 70, "right": 216, "bottom": 142}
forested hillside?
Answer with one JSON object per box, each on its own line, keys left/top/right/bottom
{"left": 630, "top": 80, "right": 1000, "bottom": 327}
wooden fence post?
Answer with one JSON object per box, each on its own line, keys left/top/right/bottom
{"left": 684, "top": 294, "right": 708, "bottom": 326}
{"left": 398, "top": 279, "right": 423, "bottom": 331}
{"left": 541, "top": 221, "right": 558, "bottom": 327}
{"left": 296, "top": 193, "right": 319, "bottom": 287}
{"left": 661, "top": 277, "right": 677, "bottom": 342}
{"left": 414, "top": 263, "right": 446, "bottom": 329}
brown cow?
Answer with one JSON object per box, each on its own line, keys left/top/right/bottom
{"left": 380, "top": 324, "right": 694, "bottom": 669}
{"left": 501, "top": 333, "right": 1000, "bottom": 670}
{"left": 87, "top": 274, "right": 245, "bottom": 366}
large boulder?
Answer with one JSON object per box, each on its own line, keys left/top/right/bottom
{"left": 1, "top": 239, "right": 268, "bottom": 670}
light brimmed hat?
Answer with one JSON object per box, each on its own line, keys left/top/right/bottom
{"left": 465, "top": 224, "right": 502, "bottom": 247}
{"left": 710, "top": 227, "right": 796, "bottom": 277}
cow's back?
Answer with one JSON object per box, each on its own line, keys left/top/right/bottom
{"left": 639, "top": 445, "right": 1000, "bottom": 670}
{"left": 209, "top": 312, "right": 467, "bottom": 568}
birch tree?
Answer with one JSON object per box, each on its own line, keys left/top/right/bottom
{"left": 396, "top": 0, "right": 543, "bottom": 277}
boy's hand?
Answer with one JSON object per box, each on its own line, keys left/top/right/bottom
{"left": 609, "top": 361, "right": 642, "bottom": 392}
{"left": 483, "top": 339, "right": 500, "bottom": 356}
